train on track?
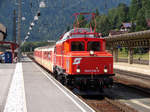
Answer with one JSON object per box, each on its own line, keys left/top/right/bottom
{"left": 34, "top": 13, "right": 115, "bottom": 94}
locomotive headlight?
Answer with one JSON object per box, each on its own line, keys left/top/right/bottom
{"left": 104, "top": 66, "right": 108, "bottom": 73}
{"left": 104, "top": 68, "right": 108, "bottom": 73}
{"left": 90, "top": 50, "right": 94, "bottom": 55}
{"left": 76, "top": 69, "right": 80, "bottom": 73}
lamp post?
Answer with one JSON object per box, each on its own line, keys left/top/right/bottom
{"left": 13, "top": 10, "right": 16, "bottom": 43}
{"left": 17, "top": 0, "right": 22, "bottom": 62}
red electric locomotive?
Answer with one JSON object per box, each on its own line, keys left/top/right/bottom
{"left": 34, "top": 13, "right": 115, "bottom": 94}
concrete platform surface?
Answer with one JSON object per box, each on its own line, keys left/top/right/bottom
{"left": 0, "top": 64, "right": 16, "bottom": 112}
{"left": 114, "top": 62, "right": 150, "bottom": 76}
{"left": 22, "top": 61, "right": 94, "bottom": 112}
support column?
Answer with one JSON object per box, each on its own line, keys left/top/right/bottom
{"left": 128, "top": 47, "right": 133, "bottom": 64}
{"left": 113, "top": 48, "right": 118, "bottom": 62}
{"left": 17, "top": 0, "right": 22, "bottom": 62}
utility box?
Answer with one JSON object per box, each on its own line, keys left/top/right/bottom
{"left": 1, "top": 52, "right": 12, "bottom": 63}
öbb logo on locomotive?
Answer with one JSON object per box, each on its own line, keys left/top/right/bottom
{"left": 34, "top": 13, "right": 115, "bottom": 94}
{"left": 73, "top": 58, "right": 82, "bottom": 65}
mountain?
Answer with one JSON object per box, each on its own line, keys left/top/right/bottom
{"left": 0, "top": 0, "right": 130, "bottom": 41}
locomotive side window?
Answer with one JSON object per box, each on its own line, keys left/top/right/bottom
{"left": 48, "top": 52, "right": 51, "bottom": 59}
{"left": 71, "top": 41, "right": 85, "bottom": 51}
{"left": 87, "top": 41, "right": 100, "bottom": 51}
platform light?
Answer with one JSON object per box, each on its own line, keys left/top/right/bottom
{"left": 34, "top": 16, "right": 38, "bottom": 20}
{"left": 29, "top": 27, "right": 32, "bottom": 30}
{"left": 31, "top": 22, "right": 35, "bottom": 26}
{"left": 39, "top": 1, "right": 46, "bottom": 8}
{"left": 22, "top": 17, "right": 26, "bottom": 21}
{"left": 25, "top": 36, "right": 29, "bottom": 40}
{"left": 27, "top": 32, "right": 30, "bottom": 35}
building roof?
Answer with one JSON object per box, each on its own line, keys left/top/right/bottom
{"left": 109, "top": 30, "right": 128, "bottom": 36}
{"left": 122, "top": 23, "right": 132, "bottom": 28}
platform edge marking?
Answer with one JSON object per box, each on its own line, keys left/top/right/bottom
{"left": 3, "top": 63, "right": 27, "bottom": 112}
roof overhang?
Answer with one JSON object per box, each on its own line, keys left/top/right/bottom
{"left": 104, "top": 30, "right": 150, "bottom": 47}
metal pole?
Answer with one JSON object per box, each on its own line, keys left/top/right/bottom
{"left": 149, "top": 47, "right": 150, "bottom": 66}
{"left": 13, "top": 9, "right": 16, "bottom": 43}
{"left": 17, "top": 0, "right": 22, "bottom": 62}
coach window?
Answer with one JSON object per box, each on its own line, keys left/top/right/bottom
{"left": 48, "top": 52, "right": 51, "bottom": 59}
{"left": 87, "top": 41, "right": 100, "bottom": 51}
{"left": 71, "top": 41, "right": 85, "bottom": 51}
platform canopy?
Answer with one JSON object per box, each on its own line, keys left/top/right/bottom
{"left": 0, "top": 23, "right": 7, "bottom": 41}
{"left": 104, "top": 30, "right": 150, "bottom": 47}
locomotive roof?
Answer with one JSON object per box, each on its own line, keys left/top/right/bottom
{"left": 57, "top": 28, "right": 98, "bottom": 43}
{"left": 34, "top": 45, "right": 55, "bottom": 51}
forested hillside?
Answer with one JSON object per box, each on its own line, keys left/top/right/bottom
{"left": 0, "top": 0, "right": 130, "bottom": 41}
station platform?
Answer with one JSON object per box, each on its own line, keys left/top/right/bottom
{"left": 0, "top": 57, "right": 95, "bottom": 112}
{"left": 114, "top": 62, "right": 150, "bottom": 76}
{"left": 0, "top": 64, "right": 16, "bottom": 111}
{"left": 114, "top": 62, "right": 150, "bottom": 89}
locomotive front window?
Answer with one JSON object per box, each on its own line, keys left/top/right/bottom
{"left": 71, "top": 41, "right": 85, "bottom": 51}
{"left": 87, "top": 41, "right": 100, "bottom": 51}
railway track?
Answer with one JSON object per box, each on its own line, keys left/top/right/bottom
{"left": 71, "top": 71, "right": 150, "bottom": 112}
{"left": 79, "top": 95, "right": 138, "bottom": 112}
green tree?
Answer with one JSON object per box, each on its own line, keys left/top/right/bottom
{"left": 108, "top": 8, "right": 119, "bottom": 29}
{"left": 95, "top": 8, "right": 100, "bottom": 17}
{"left": 96, "top": 15, "right": 111, "bottom": 36}
{"left": 142, "top": 0, "right": 150, "bottom": 19}
{"left": 136, "top": 9, "right": 147, "bottom": 31}
{"left": 116, "top": 3, "right": 129, "bottom": 28}
{"left": 66, "top": 26, "right": 70, "bottom": 31}
{"left": 129, "top": 0, "right": 142, "bottom": 21}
